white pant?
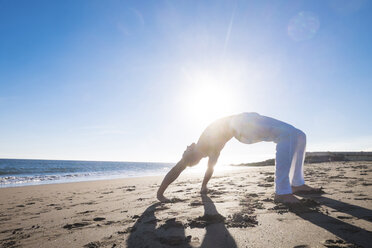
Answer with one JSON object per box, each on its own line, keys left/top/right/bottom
{"left": 275, "top": 128, "right": 306, "bottom": 195}
{"left": 230, "top": 113, "right": 306, "bottom": 195}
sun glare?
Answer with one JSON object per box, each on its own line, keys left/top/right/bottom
{"left": 189, "top": 82, "right": 235, "bottom": 123}
{"left": 178, "top": 66, "right": 241, "bottom": 127}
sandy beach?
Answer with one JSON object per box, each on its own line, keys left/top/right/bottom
{"left": 0, "top": 161, "right": 371, "bottom": 248}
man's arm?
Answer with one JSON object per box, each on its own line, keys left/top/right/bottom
{"left": 157, "top": 159, "right": 187, "bottom": 202}
{"left": 200, "top": 153, "right": 219, "bottom": 194}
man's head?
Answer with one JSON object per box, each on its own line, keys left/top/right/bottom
{"left": 182, "top": 143, "right": 203, "bottom": 167}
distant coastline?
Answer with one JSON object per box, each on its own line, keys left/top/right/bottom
{"left": 232, "top": 151, "right": 372, "bottom": 167}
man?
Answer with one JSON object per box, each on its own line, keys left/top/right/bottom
{"left": 157, "top": 112, "right": 314, "bottom": 203}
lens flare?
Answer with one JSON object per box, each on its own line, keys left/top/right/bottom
{"left": 287, "top": 11, "right": 320, "bottom": 42}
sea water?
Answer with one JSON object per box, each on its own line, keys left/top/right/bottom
{"left": 0, "top": 159, "right": 174, "bottom": 188}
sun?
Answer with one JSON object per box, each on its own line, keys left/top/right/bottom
{"left": 179, "top": 67, "right": 239, "bottom": 127}
{"left": 189, "top": 82, "right": 235, "bottom": 123}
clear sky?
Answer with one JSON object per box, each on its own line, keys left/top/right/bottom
{"left": 1, "top": 0, "right": 371, "bottom": 164}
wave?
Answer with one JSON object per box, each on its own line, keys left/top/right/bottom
{"left": 0, "top": 159, "right": 173, "bottom": 188}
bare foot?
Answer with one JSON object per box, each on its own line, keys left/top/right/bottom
{"left": 157, "top": 194, "right": 171, "bottom": 203}
{"left": 292, "top": 184, "right": 323, "bottom": 194}
{"left": 274, "top": 194, "right": 300, "bottom": 204}
{"left": 200, "top": 187, "right": 208, "bottom": 194}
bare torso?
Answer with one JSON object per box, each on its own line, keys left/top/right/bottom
{"left": 196, "top": 115, "right": 235, "bottom": 159}
{"left": 195, "top": 112, "right": 294, "bottom": 161}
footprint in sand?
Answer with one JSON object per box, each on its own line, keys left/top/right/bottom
{"left": 78, "top": 210, "right": 95, "bottom": 214}
{"left": 189, "top": 200, "right": 203, "bottom": 206}
{"left": 63, "top": 222, "right": 90, "bottom": 230}
{"left": 93, "top": 217, "right": 106, "bottom": 221}
{"left": 101, "top": 191, "right": 113, "bottom": 195}
{"left": 257, "top": 183, "right": 273, "bottom": 187}
{"left": 83, "top": 241, "right": 102, "bottom": 248}
{"left": 264, "top": 176, "right": 274, "bottom": 182}
{"left": 323, "top": 239, "right": 359, "bottom": 248}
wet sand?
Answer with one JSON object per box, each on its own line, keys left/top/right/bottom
{"left": 0, "top": 161, "right": 371, "bottom": 248}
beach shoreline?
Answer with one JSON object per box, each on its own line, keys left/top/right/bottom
{"left": 0, "top": 161, "right": 371, "bottom": 248}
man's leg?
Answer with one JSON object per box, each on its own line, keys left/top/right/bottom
{"left": 290, "top": 129, "right": 306, "bottom": 187}
{"left": 275, "top": 133, "right": 294, "bottom": 195}
{"left": 290, "top": 129, "right": 320, "bottom": 193}
{"left": 274, "top": 129, "right": 301, "bottom": 203}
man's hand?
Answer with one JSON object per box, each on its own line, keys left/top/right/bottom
{"left": 200, "top": 186, "right": 208, "bottom": 194}
{"left": 157, "top": 193, "right": 171, "bottom": 203}
{"left": 156, "top": 160, "right": 188, "bottom": 203}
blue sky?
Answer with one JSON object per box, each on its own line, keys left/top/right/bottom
{"left": 0, "top": 0, "right": 371, "bottom": 163}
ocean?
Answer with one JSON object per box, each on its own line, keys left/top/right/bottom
{"left": 0, "top": 159, "right": 174, "bottom": 188}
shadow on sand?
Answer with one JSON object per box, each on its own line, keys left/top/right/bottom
{"left": 289, "top": 195, "right": 372, "bottom": 247}
{"left": 200, "top": 194, "right": 237, "bottom": 248}
{"left": 127, "top": 194, "right": 371, "bottom": 247}
{"left": 127, "top": 195, "right": 237, "bottom": 248}
{"left": 126, "top": 202, "right": 191, "bottom": 248}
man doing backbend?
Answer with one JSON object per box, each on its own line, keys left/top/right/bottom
{"left": 157, "top": 112, "right": 314, "bottom": 203}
